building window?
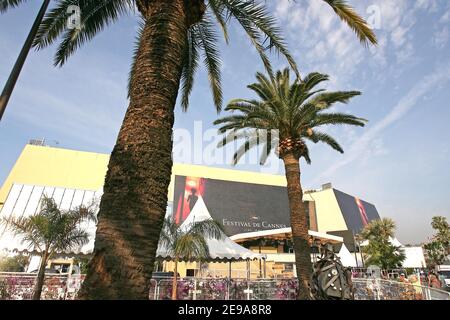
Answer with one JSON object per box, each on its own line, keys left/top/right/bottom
{"left": 186, "top": 269, "right": 196, "bottom": 277}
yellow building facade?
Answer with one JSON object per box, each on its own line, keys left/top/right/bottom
{"left": 0, "top": 144, "right": 290, "bottom": 278}
{"left": 0, "top": 144, "right": 287, "bottom": 209}
{"left": 1, "top": 143, "right": 380, "bottom": 277}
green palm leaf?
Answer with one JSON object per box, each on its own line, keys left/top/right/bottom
{"left": 322, "top": 0, "right": 378, "bottom": 46}
{"left": 215, "top": 65, "right": 366, "bottom": 165}
{"left": 0, "top": 0, "right": 28, "bottom": 13}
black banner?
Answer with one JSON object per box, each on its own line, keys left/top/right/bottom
{"left": 172, "top": 175, "right": 304, "bottom": 236}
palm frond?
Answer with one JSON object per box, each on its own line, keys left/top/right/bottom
{"left": 35, "top": 0, "right": 131, "bottom": 66}
{"left": 221, "top": 0, "right": 299, "bottom": 76}
{"left": 301, "top": 72, "right": 329, "bottom": 91}
{"left": 302, "top": 144, "right": 312, "bottom": 164}
{"left": 307, "top": 130, "right": 344, "bottom": 153}
{"left": 232, "top": 135, "right": 261, "bottom": 165}
{"left": 208, "top": 0, "right": 230, "bottom": 43}
{"left": 175, "top": 233, "right": 210, "bottom": 260}
{"left": 190, "top": 219, "right": 224, "bottom": 240}
{"left": 193, "top": 16, "right": 223, "bottom": 111}
{"left": 0, "top": 0, "right": 28, "bottom": 13}
{"left": 310, "top": 112, "right": 367, "bottom": 128}
{"left": 1, "top": 195, "right": 96, "bottom": 255}
{"left": 258, "top": 129, "right": 277, "bottom": 165}
{"left": 322, "top": 0, "right": 377, "bottom": 46}
{"left": 215, "top": 67, "right": 366, "bottom": 164}
{"left": 159, "top": 217, "right": 223, "bottom": 261}
{"left": 127, "top": 17, "right": 144, "bottom": 98}
{"left": 180, "top": 27, "right": 200, "bottom": 111}
{"left": 307, "top": 90, "right": 362, "bottom": 109}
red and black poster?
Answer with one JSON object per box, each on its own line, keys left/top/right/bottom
{"left": 172, "top": 175, "right": 295, "bottom": 236}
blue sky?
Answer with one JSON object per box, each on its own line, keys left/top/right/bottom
{"left": 1, "top": 0, "right": 449, "bottom": 244}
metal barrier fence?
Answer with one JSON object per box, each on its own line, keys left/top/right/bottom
{"left": 352, "top": 278, "right": 450, "bottom": 300}
{"left": 149, "top": 277, "right": 450, "bottom": 300}
{"left": 0, "top": 272, "right": 84, "bottom": 300}
{"left": 1, "top": 272, "right": 449, "bottom": 300}
{"left": 149, "top": 278, "right": 299, "bottom": 300}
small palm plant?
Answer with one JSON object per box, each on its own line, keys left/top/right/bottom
{"left": 360, "top": 218, "right": 406, "bottom": 270}
{"left": 0, "top": 196, "right": 96, "bottom": 300}
{"left": 158, "top": 217, "right": 223, "bottom": 300}
{"left": 214, "top": 67, "right": 367, "bottom": 299}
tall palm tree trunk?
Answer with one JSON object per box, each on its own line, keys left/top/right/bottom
{"left": 33, "top": 250, "right": 49, "bottom": 300}
{"left": 171, "top": 259, "right": 178, "bottom": 300}
{"left": 0, "top": 0, "right": 50, "bottom": 121}
{"left": 78, "top": 1, "right": 191, "bottom": 300}
{"left": 282, "top": 152, "right": 312, "bottom": 300}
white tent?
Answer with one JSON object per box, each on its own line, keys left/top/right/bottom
{"left": 230, "top": 228, "right": 344, "bottom": 244}
{"left": 337, "top": 244, "right": 357, "bottom": 267}
{"left": 156, "top": 196, "right": 265, "bottom": 261}
{"left": 360, "top": 237, "right": 403, "bottom": 248}
{"left": 359, "top": 236, "right": 427, "bottom": 268}
{"left": 402, "top": 247, "right": 427, "bottom": 268}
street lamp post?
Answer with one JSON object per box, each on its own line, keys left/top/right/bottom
{"left": 0, "top": 0, "right": 51, "bottom": 121}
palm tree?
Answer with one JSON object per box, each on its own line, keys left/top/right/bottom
{"left": 361, "top": 218, "right": 396, "bottom": 240}
{"left": 214, "top": 67, "right": 367, "bottom": 299}
{"left": 1, "top": 0, "right": 376, "bottom": 299}
{"left": 423, "top": 216, "right": 449, "bottom": 268}
{"left": 158, "top": 217, "right": 223, "bottom": 300}
{"left": 0, "top": 196, "right": 96, "bottom": 300}
{"left": 359, "top": 218, "right": 405, "bottom": 270}
{"left": 0, "top": 0, "right": 50, "bottom": 121}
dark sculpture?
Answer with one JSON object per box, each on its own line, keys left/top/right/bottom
{"left": 309, "top": 243, "right": 354, "bottom": 300}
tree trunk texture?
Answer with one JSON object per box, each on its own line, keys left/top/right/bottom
{"left": 171, "top": 260, "right": 178, "bottom": 300}
{"left": 33, "top": 251, "right": 49, "bottom": 300}
{"left": 78, "top": 0, "right": 191, "bottom": 299}
{"left": 282, "top": 152, "right": 312, "bottom": 300}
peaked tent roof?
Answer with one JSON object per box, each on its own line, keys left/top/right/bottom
{"left": 156, "top": 196, "right": 265, "bottom": 261}
{"left": 360, "top": 237, "right": 403, "bottom": 247}
{"left": 230, "top": 228, "right": 344, "bottom": 244}
{"left": 337, "top": 244, "right": 357, "bottom": 267}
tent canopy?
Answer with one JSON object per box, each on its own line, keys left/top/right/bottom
{"left": 360, "top": 237, "right": 403, "bottom": 247}
{"left": 230, "top": 228, "right": 344, "bottom": 244}
{"left": 156, "top": 196, "right": 265, "bottom": 261}
{"left": 337, "top": 244, "right": 357, "bottom": 267}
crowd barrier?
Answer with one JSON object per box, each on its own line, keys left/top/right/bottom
{"left": 0, "top": 272, "right": 84, "bottom": 300}
{"left": 352, "top": 278, "right": 450, "bottom": 300}
{"left": 1, "top": 272, "right": 448, "bottom": 300}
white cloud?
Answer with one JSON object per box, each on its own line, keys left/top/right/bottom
{"left": 312, "top": 60, "right": 450, "bottom": 184}
{"left": 272, "top": 0, "right": 445, "bottom": 88}
{"left": 433, "top": 26, "right": 449, "bottom": 48}
{"left": 439, "top": 9, "right": 450, "bottom": 23}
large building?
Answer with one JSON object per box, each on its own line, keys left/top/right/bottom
{"left": 0, "top": 143, "right": 387, "bottom": 278}
{"left": 0, "top": 143, "right": 381, "bottom": 234}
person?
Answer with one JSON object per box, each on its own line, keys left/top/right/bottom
{"left": 428, "top": 271, "right": 441, "bottom": 289}
{"left": 399, "top": 273, "right": 409, "bottom": 283}
{"left": 409, "top": 275, "right": 423, "bottom": 300}
{"left": 419, "top": 271, "right": 427, "bottom": 285}
{"left": 365, "top": 276, "right": 374, "bottom": 298}
{"left": 187, "top": 187, "right": 198, "bottom": 211}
